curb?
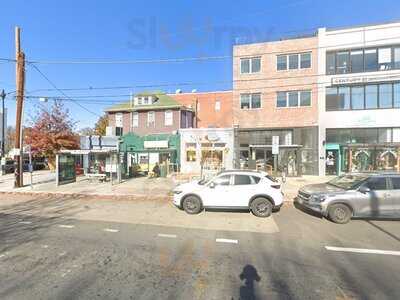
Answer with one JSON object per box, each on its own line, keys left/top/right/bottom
{"left": 0, "top": 191, "right": 171, "bottom": 202}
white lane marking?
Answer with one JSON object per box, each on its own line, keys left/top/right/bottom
{"left": 325, "top": 246, "right": 400, "bottom": 256}
{"left": 157, "top": 233, "right": 177, "bottom": 238}
{"left": 58, "top": 225, "right": 75, "bottom": 229}
{"left": 0, "top": 254, "right": 5, "bottom": 258}
{"left": 216, "top": 238, "right": 238, "bottom": 244}
{"left": 19, "top": 221, "right": 32, "bottom": 224}
{"left": 41, "top": 245, "right": 49, "bottom": 249}
{"left": 103, "top": 228, "right": 119, "bottom": 233}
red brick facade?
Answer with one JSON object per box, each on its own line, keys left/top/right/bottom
{"left": 171, "top": 91, "right": 233, "bottom": 128}
{"left": 233, "top": 36, "right": 319, "bottom": 129}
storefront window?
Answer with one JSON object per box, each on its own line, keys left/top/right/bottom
{"left": 326, "top": 87, "right": 339, "bottom": 111}
{"left": 336, "top": 51, "right": 349, "bottom": 74}
{"left": 364, "top": 49, "right": 378, "bottom": 71}
{"left": 276, "top": 92, "right": 287, "bottom": 107}
{"left": 379, "top": 84, "right": 393, "bottom": 108}
{"left": 378, "top": 48, "right": 392, "bottom": 71}
{"left": 350, "top": 50, "right": 363, "bottom": 73}
{"left": 186, "top": 150, "right": 196, "bottom": 162}
{"left": 352, "top": 149, "right": 373, "bottom": 172}
{"left": 365, "top": 85, "right": 378, "bottom": 109}
{"left": 376, "top": 149, "right": 397, "bottom": 170}
{"left": 186, "top": 144, "right": 196, "bottom": 162}
{"left": 201, "top": 150, "right": 223, "bottom": 170}
{"left": 378, "top": 128, "right": 392, "bottom": 143}
{"left": 351, "top": 86, "right": 364, "bottom": 109}
{"left": 288, "top": 92, "right": 298, "bottom": 107}
{"left": 339, "top": 87, "right": 351, "bottom": 110}
{"left": 326, "top": 52, "right": 336, "bottom": 75}
{"left": 394, "top": 83, "right": 400, "bottom": 108}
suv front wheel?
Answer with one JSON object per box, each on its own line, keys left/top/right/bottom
{"left": 250, "top": 197, "right": 273, "bottom": 218}
{"left": 328, "top": 204, "right": 352, "bottom": 224}
{"left": 182, "top": 195, "right": 202, "bottom": 215}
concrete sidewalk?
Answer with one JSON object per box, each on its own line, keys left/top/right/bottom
{"left": 0, "top": 170, "right": 176, "bottom": 198}
{"left": 0, "top": 170, "right": 331, "bottom": 201}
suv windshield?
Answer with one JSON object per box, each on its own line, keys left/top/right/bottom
{"left": 327, "top": 174, "right": 369, "bottom": 190}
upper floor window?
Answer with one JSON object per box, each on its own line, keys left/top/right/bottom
{"left": 215, "top": 100, "right": 221, "bottom": 111}
{"left": 115, "top": 127, "right": 123, "bottom": 136}
{"left": 276, "top": 90, "right": 311, "bottom": 108}
{"left": 240, "top": 57, "right": 261, "bottom": 74}
{"left": 277, "top": 52, "right": 311, "bottom": 71}
{"left": 325, "top": 82, "right": 400, "bottom": 111}
{"left": 240, "top": 93, "right": 261, "bottom": 109}
{"left": 115, "top": 113, "right": 123, "bottom": 127}
{"left": 147, "top": 111, "right": 155, "bottom": 127}
{"left": 326, "top": 46, "right": 400, "bottom": 75}
{"left": 164, "top": 110, "right": 173, "bottom": 126}
{"left": 132, "top": 112, "right": 139, "bottom": 128}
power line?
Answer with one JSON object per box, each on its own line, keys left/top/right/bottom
{"left": 27, "top": 55, "right": 231, "bottom": 65}
{"left": 1, "top": 28, "right": 400, "bottom": 65}
{"left": 22, "top": 83, "right": 398, "bottom": 107}
{"left": 27, "top": 63, "right": 101, "bottom": 117}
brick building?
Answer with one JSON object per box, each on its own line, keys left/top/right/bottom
{"left": 171, "top": 91, "right": 233, "bottom": 128}
{"left": 106, "top": 91, "right": 194, "bottom": 136}
{"left": 233, "top": 35, "right": 319, "bottom": 175}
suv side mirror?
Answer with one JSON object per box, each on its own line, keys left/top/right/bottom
{"left": 209, "top": 182, "right": 215, "bottom": 189}
{"left": 359, "top": 186, "right": 370, "bottom": 193}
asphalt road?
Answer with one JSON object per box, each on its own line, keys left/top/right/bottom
{"left": 1, "top": 198, "right": 400, "bottom": 300}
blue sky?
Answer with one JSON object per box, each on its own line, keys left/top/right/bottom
{"left": 0, "top": 0, "right": 399, "bottom": 129}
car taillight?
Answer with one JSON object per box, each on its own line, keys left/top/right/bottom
{"left": 271, "top": 184, "right": 281, "bottom": 189}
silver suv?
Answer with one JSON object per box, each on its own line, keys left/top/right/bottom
{"left": 296, "top": 173, "right": 400, "bottom": 224}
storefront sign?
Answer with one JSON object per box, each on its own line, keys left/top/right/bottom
{"left": 144, "top": 140, "right": 168, "bottom": 149}
{"left": 332, "top": 73, "right": 400, "bottom": 85}
{"left": 272, "top": 136, "right": 279, "bottom": 155}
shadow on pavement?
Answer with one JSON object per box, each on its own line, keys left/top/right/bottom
{"left": 239, "top": 265, "right": 261, "bottom": 300}
{"left": 0, "top": 194, "right": 86, "bottom": 253}
{"left": 293, "top": 201, "right": 323, "bottom": 219}
{"left": 365, "top": 220, "right": 400, "bottom": 243}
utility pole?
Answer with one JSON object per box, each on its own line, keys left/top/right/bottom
{"left": 15, "top": 26, "right": 25, "bottom": 188}
{"left": 0, "top": 89, "right": 5, "bottom": 158}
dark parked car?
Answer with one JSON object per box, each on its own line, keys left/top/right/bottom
{"left": 296, "top": 172, "right": 400, "bottom": 224}
{"left": 3, "top": 160, "right": 16, "bottom": 174}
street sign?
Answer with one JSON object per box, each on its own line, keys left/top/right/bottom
{"left": 272, "top": 136, "right": 279, "bottom": 155}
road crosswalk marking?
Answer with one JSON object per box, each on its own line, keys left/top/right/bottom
{"left": 58, "top": 225, "right": 75, "bottom": 229}
{"left": 157, "top": 233, "right": 177, "bottom": 238}
{"left": 216, "top": 238, "right": 238, "bottom": 244}
{"left": 325, "top": 246, "right": 400, "bottom": 256}
{"left": 103, "top": 228, "right": 119, "bottom": 233}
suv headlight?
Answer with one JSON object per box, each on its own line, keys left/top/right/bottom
{"left": 173, "top": 190, "right": 183, "bottom": 194}
{"left": 312, "top": 195, "right": 326, "bottom": 202}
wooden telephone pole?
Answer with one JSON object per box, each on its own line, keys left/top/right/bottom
{"left": 14, "top": 26, "right": 25, "bottom": 188}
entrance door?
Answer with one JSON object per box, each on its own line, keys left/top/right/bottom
{"left": 325, "top": 150, "right": 338, "bottom": 175}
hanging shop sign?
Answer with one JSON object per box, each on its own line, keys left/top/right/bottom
{"left": 272, "top": 136, "right": 279, "bottom": 155}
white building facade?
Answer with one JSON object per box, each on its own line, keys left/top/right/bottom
{"left": 318, "top": 22, "right": 400, "bottom": 175}
{"left": 180, "top": 128, "right": 234, "bottom": 176}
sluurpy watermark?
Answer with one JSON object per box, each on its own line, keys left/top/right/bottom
{"left": 126, "top": 16, "right": 277, "bottom": 51}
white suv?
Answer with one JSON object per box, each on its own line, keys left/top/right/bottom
{"left": 173, "top": 170, "right": 284, "bottom": 217}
